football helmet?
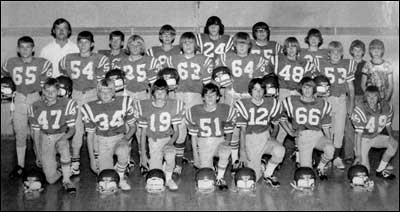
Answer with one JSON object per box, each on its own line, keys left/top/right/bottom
{"left": 97, "top": 169, "right": 120, "bottom": 194}
{"left": 291, "top": 167, "right": 316, "bottom": 190}
{"left": 211, "top": 66, "right": 233, "bottom": 88}
{"left": 348, "top": 164, "right": 373, "bottom": 190}
{"left": 234, "top": 167, "right": 256, "bottom": 192}
{"left": 262, "top": 73, "right": 279, "bottom": 97}
{"left": 1, "top": 76, "right": 16, "bottom": 102}
{"left": 145, "top": 169, "right": 166, "bottom": 193}
{"left": 105, "top": 68, "right": 126, "bottom": 93}
{"left": 195, "top": 168, "right": 216, "bottom": 193}
{"left": 157, "top": 67, "right": 180, "bottom": 91}
{"left": 23, "top": 168, "right": 46, "bottom": 193}
{"left": 314, "top": 75, "right": 331, "bottom": 97}
{"left": 56, "top": 76, "right": 73, "bottom": 98}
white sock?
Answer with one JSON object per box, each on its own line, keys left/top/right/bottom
{"left": 118, "top": 171, "right": 125, "bottom": 181}
{"left": 264, "top": 162, "right": 278, "bottom": 177}
{"left": 61, "top": 165, "right": 71, "bottom": 182}
{"left": 295, "top": 151, "right": 299, "bottom": 163}
{"left": 217, "top": 168, "right": 225, "bottom": 179}
{"left": 16, "top": 146, "right": 26, "bottom": 167}
{"left": 232, "top": 149, "right": 238, "bottom": 162}
{"left": 376, "top": 160, "right": 388, "bottom": 172}
{"left": 165, "top": 171, "right": 172, "bottom": 181}
{"left": 317, "top": 161, "right": 326, "bottom": 170}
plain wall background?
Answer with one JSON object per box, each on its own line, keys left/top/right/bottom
{"left": 1, "top": 1, "right": 399, "bottom": 129}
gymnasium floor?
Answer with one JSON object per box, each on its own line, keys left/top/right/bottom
{"left": 1, "top": 133, "right": 398, "bottom": 211}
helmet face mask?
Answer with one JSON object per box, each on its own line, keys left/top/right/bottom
{"left": 262, "top": 74, "right": 279, "bottom": 97}
{"left": 314, "top": 75, "right": 331, "bottom": 97}
{"left": 56, "top": 76, "right": 73, "bottom": 98}
{"left": 234, "top": 167, "right": 256, "bottom": 192}
{"left": 292, "top": 167, "right": 316, "bottom": 191}
{"left": 157, "top": 68, "right": 180, "bottom": 91}
{"left": 348, "top": 164, "right": 373, "bottom": 190}
{"left": 23, "top": 169, "right": 46, "bottom": 193}
{"left": 296, "top": 178, "right": 315, "bottom": 189}
{"left": 195, "top": 168, "right": 216, "bottom": 193}
{"left": 212, "top": 66, "right": 232, "bottom": 88}
{"left": 106, "top": 69, "right": 126, "bottom": 93}
{"left": 145, "top": 169, "right": 166, "bottom": 193}
{"left": 97, "top": 169, "right": 120, "bottom": 194}
{"left": 1, "top": 77, "right": 16, "bottom": 101}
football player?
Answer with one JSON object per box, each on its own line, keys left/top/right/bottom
{"left": 147, "top": 24, "right": 182, "bottom": 68}
{"left": 351, "top": 85, "right": 397, "bottom": 179}
{"left": 271, "top": 37, "right": 314, "bottom": 145}
{"left": 186, "top": 82, "right": 236, "bottom": 190}
{"left": 281, "top": 76, "right": 334, "bottom": 180}
{"left": 314, "top": 41, "right": 356, "bottom": 169}
{"left": 136, "top": 79, "right": 185, "bottom": 191}
{"left": 299, "top": 28, "right": 329, "bottom": 63}
{"left": 250, "top": 22, "right": 281, "bottom": 66}
{"left": 2, "top": 36, "right": 53, "bottom": 178}
{"left": 28, "top": 78, "right": 76, "bottom": 193}
{"left": 196, "top": 16, "right": 234, "bottom": 60}
{"left": 81, "top": 78, "right": 136, "bottom": 190}
{"left": 235, "top": 78, "right": 284, "bottom": 187}
{"left": 59, "top": 30, "right": 110, "bottom": 175}
{"left": 98, "top": 30, "right": 129, "bottom": 70}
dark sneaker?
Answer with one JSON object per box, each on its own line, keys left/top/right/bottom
{"left": 295, "top": 162, "right": 301, "bottom": 169}
{"left": 263, "top": 175, "right": 280, "bottom": 188}
{"left": 63, "top": 182, "right": 76, "bottom": 194}
{"left": 215, "top": 179, "right": 228, "bottom": 190}
{"left": 140, "top": 165, "right": 149, "bottom": 176}
{"left": 232, "top": 160, "right": 244, "bottom": 173}
{"left": 9, "top": 165, "right": 24, "bottom": 179}
{"left": 376, "top": 169, "right": 396, "bottom": 180}
{"left": 317, "top": 168, "right": 328, "bottom": 180}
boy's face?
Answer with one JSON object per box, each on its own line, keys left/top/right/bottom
{"left": 286, "top": 44, "right": 298, "bottom": 58}
{"left": 127, "top": 40, "right": 143, "bottom": 56}
{"left": 351, "top": 47, "right": 364, "bottom": 60}
{"left": 98, "top": 86, "right": 115, "bottom": 103}
{"left": 43, "top": 85, "right": 58, "bottom": 103}
{"left": 308, "top": 36, "right": 320, "bottom": 48}
{"left": 110, "top": 36, "right": 123, "bottom": 50}
{"left": 18, "top": 42, "right": 34, "bottom": 58}
{"left": 301, "top": 83, "right": 314, "bottom": 98}
{"left": 208, "top": 24, "right": 220, "bottom": 36}
{"left": 369, "top": 46, "right": 383, "bottom": 59}
{"left": 329, "top": 48, "right": 343, "bottom": 63}
{"left": 182, "top": 38, "right": 195, "bottom": 54}
{"left": 251, "top": 83, "right": 265, "bottom": 101}
{"left": 203, "top": 90, "right": 218, "bottom": 107}
{"left": 255, "top": 28, "right": 268, "bottom": 41}
{"left": 153, "top": 89, "right": 168, "bottom": 102}
{"left": 78, "top": 38, "right": 93, "bottom": 54}
{"left": 54, "top": 22, "right": 69, "bottom": 40}
{"left": 160, "top": 32, "right": 175, "bottom": 44}
{"left": 365, "top": 92, "right": 379, "bottom": 109}
{"left": 236, "top": 41, "right": 250, "bottom": 56}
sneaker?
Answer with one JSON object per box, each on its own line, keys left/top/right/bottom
{"left": 386, "top": 164, "right": 394, "bottom": 171}
{"left": 295, "top": 162, "right": 301, "bottom": 169}
{"left": 9, "top": 165, "right": 24, "bottom": 179}
{"left": 165, "top": 179, "right": 178, "bottom": 191}
{"left": 317, "top": 168, "right": 328, "bottom": 180}
{"left": 333, "top": 157, "right": 345, "bottom": 169}
{"left": 215, "top": 178, "right": 228, "bottom": 190}
{"left": 376, "top": 169, "right": 396, "bottom": 180}
{"left": 232, "top": 160, "right": 243, "bottom": 173}
{"left": 263, "top": 175, "right": 280, "bottom": 188}
{"left": 71, "top": 162, "right": 80, "bottom": 176}
{"left": 173, "top": 165, "right": 182, "bottom": 175}
{"left": 126, "top": 160, "right": 135, "bottom": 176}
{"left": 119, "top": 179, "right": 131, "bottom": 190}
{"left": 63, "top": 182, "right": 76, "bottom": 193}
{"left": 140, "top": 165, "right": 149, "bottom": 176}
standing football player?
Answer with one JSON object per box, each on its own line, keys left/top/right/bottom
{"left": 186, "top": 83, "right": 236, "bottom": 190}
{"left": 299, "top": 28, "right": 329, "bottom": 63}
{"left": 2, "top": 36, "right": 53, "bottom": 178}
{"left": 59, "top": 30, "right": 110, "bottom": 176}
{"left": 351, "top": 85, "right": 397, "bottom": 179}
{"left": 250, "top": 22, "right": 281, "bottom": 66}
{"left": 81, "top": 78, "right": 136, "bottom": 190}
{"left": 136, "top": 79, "right": 185, "bottom": 191}
{"left": 28, "top": 78, "right": 76, "bottom": 193}
{"left": 235, "top": 78, "right": 285, "bottom": 187}
{"left": 98, "top": 30, "right": 129, "bottom": 70}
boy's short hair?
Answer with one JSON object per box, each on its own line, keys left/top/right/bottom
{"left": 201, "top": 82, "right": 221, "bottom": 100}
{"left": 349, "top": 40, "right": 366, "bottom": 57}
{"left": 43, "top": 78, "right": 60, "bottom": 89}
{"left": 127, "top": 34, "right": 146, "bottom": 56}
{"left": 328, "top": 41, "right": 344, "bottom": 53}
{"left": 368, "top": 39, "right": 385, "bottom": 57}
{"left": 233, "top": 32, "right": 252, "bottom": 53}
{"left": 204, "top": 16, "right": 224, "bottom": 35}
{"left": 248, "top": 78, "right": 265, "bottom": 95}
{"left": 77, "top": 31, "right": 95, "bottom": 43}
{"left": 282, "top": 37, "right": 300, "bottom": 56}
{"left": 51, "top": 18, "right": 72, "bottom": 38}
{"left": 109, "top": 30, "right": 125, "bottom": 41}
{"left": 97, "top": 78, "right": 115, "bottom": 91}
{"left": 159, "top": 24, "right": 176, "bottom": 43}
{"left": 305, "top": 28, "right": 323, "bottom": 47}
{"left": 179, "top": 32, "right": 200, "bottom": 53}
{"left": 17, "top": 36, "right": 35, "bottom": 47}
{"left": 364, "top": 85, "right": 381, "bottom": 102}
{"left": 252, "top": 22, "right": 270, "bottom": 41}
{"left": 151, "top": 79, "right": 169, "bottom": 96}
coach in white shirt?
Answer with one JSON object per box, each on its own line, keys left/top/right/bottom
{"left": 40, "top": 18, "right": 79, "bottom": 78}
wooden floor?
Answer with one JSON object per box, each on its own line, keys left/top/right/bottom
{"left": 1, "top": 134, "right": 399, "bottom": 211}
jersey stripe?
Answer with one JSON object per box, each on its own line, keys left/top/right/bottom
{"left": 234, "top": 100, "right": 249, "bottom": 120}
{"left": 353, "top": 106, "right": 367, "bottom": 123}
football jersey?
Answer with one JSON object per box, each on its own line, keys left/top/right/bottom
{"left": 59, "top": 53, "right": 110, "bottom": 91}
{"left": 362, "top": 60, "right": 393, "bottom": 100}
{"left": 272, "top": 55, "right": 314, "bottom": 90}
{"left": 115, "top": 55, "right": 161, "bottom": 92}
{"left": 250, "top": 40, "right": 281, "bottom": 65}
{"left": 97, "top": 49, "right": 129, "bottom": 70}
{"left": 196, "top": 33, "right": 234, "bottom": 59}
{"left": 167, "top": 54, "right": 213, "bottom": 93}
{"left": 186, "top": 103, "right": 236, "bottom": 137}
{"left": 235, "top": 97, "right": 281, "bottom": 134}
{"left": 216, "top": 52, "right": 269, "bottom": 93}
{"left": 147, "top": 45, "right": 181, "bottom": 68}
{"left": 351, "top": 101, "right": 393, "bottom": 139}
{"left": 282, "top": 96, "right": 332, "bottom": 132}
{"left": 29, "top": 98, "right": 77, "bottom": 135}
{"left": 2, "top": 57, "right": 52, "bottom": 95}
{"left": 81, "top": 95, "right": 136, "bottom": 137}
{"left": 299, "top": 48, "right": 329, "bottom": 63}
{"left": 314, "top": 58, "right": 356, "bottom": 97}
{"left": 136, "top": 99, "right": 185, "bottom": 139}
